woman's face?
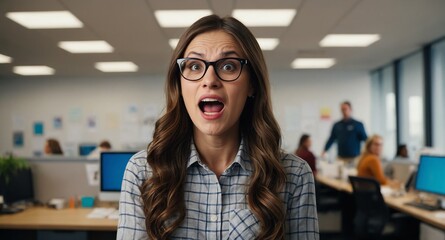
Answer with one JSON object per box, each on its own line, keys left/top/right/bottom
{"left": 180, "top": 30, "right": 253, "bottom": 138}
{"left": 370, "top": 138, "right": 383, "bottom": 156}
{"left": 304, "top": 138, "right": 312, "bottom": 148}
{"left": 44, "top": 142, "right": 51, "bottom": 154}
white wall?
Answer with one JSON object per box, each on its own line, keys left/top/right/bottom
{"left": 0, "top": 70, "right": 371, "bottom": 157}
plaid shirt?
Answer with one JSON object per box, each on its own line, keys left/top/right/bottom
{"left": 117, "top": 141, "right": 319, "bottom": 239}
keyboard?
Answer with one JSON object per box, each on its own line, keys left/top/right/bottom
{"left": 87, "top": 207, "right": 119, "bottom": 219}
{"left": 405, "top": 201, "right": 442, "bottom": 211}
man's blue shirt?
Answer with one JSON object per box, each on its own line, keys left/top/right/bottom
{"left": 324, "top": 118, "right": 367, "bottom": 158}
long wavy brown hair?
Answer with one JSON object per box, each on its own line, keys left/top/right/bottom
{"left": 140, "top": 15, "right": 286, "bottom": 240}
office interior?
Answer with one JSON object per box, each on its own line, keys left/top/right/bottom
{"left": 1, "top": 0, "right": 445, "bottom": 239}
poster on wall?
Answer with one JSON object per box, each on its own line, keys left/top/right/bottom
{"left": 13, "top": 131, "right": 24, "bottom": 148}
{"left": 33, "top": 121, "right": 44, "bottom": 136}
{"left": 12, "top": 114, "right": 25, "bottom": 130}
{"left": 69, "top": 107, "right": 82, "bottom": 124}
{"left": 320, "top": 107, "right": 332, "bottom": 120}
{"left": 87, "top": 115, "right": 97, "bottom": 132}
{"left": 53, "top": 116, "right": 63, "bottom": 129}
{"left": 32, "top": 136, "right": 44, "bottom": 157}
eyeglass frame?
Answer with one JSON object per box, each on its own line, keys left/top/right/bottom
{"left": 176, "top": 57, "right": 248, "bottom": 82}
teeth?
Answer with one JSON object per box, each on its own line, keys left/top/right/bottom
{"left": 201, "top": 98, "right": 220, "bottom": 102}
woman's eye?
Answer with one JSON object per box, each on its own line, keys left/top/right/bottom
{"left": 221, "top": 63, "right": 235, "bottom": 72}
{"left": 189, "top": 63, "right": 202, "bottom": 71}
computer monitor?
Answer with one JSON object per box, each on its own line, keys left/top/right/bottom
{"left": 79, "top": 144, "right": 97, "bottom": 156}
{"left": 99, "top": 151, "right": 136, "bottom": 201}
{"left": 415, "top": 155, "right": 445, "bottom": 196}
{"left": 0, "top": 168, "right": 34, "bottom": 205}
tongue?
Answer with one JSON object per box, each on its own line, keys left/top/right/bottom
{"left": 203, "top": 103, "right": 224, "bottom": 113}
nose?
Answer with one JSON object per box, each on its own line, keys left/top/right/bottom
{"left": 201, "top": 65, "right": 221, "bottom": 88}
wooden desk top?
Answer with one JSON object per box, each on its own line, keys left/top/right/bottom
{"left": 316, "top": 174, "right": 445, "bottom": 230}
{"left": 0, "top": 207, "right": 117, "bottom": 231}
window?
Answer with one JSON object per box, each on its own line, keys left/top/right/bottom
{"left": 432, "top": 39, "right": 445, "bottom": 153}
{"left": 398, "top": 51, "right": 425, "bottom": 156}
{"left": 371, "top": 66, "right": 396, "bottom": 160}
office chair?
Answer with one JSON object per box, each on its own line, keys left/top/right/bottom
{"left": 348, "top": 176, "right": 389, "bottom": 239}
{"left": 348, "top": 176, "right": 419, "bottom": 240}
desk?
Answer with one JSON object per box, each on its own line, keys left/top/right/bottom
{"left": 316, "top": 174, "right": 445, "bottom": 231}
{"left": 0, "top": 207, "right": 117, "bottom": 240}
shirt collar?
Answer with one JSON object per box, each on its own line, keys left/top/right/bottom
{"left": 186, "top": 138, "right": 253, "bottom": 173}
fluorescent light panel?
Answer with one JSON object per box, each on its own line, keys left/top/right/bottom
{"left": 95, "top": 62, "right": 138, "bottom": 72}
{"left": 168, "top": 38, "right": 279, "bottom": 51}
{"left": 0, "top": 54, "right": 12, "bottom": 63}
{"left": 320, "top": 34, "right": 380, "bottom": 47}
{"left": 155, "top": 10, "right": 212, "bottom": 28}
{"left": 58, "top": 41, "right": 114, "bottom": 53}
{"left": 232, "top": 9, "right": 296, "bottom": 27}
{"left": 13, "top": 66, "right": 55, "bottom": 75}
{"left": 256, "top": 38, "right": 279, "bottom": 50}
{"left": 6, "top": 11, "right": 83, "bottom": 29}
{"left": 291, "top": 58, "right": 336, "bottom": 69}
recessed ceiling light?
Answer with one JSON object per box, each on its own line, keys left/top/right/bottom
{"left": 291, "top": 58, "right": 336, "bottom": 69}
{"left": 320, "top": 34, "right": 380, "bottom": 47}
{"left": 95, "top": 62, "right": 138, "bottom": 72}
{"left": 232, "top": 9, "right": 296, "bottom": 27}
{"left": 169, "top": 39, "right": 180, "bottom": 49}
{"left": 0, "top": 54, "right": 12, "bottom": 63}
{"left": 13, "top": 66, "right": 55, "bottom": 75}
{"left": 256, "top": 38, "right": 279, "bottom": 50}
{"left": 155, "top": 10, "right": 212, "bottom": 28}
{"left": 58, "top": 41, "right": 114, "bottom": 53}
{"left": 6, "top": 11, "right": 83, "bottom": 29}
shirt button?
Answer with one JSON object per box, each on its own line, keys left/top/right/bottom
{"left": 210, "top": 214, "right": 218, "bottom": 222}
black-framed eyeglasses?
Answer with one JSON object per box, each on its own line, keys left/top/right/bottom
{"left": 176, "top": 58, "right": 248, "bottom": 82}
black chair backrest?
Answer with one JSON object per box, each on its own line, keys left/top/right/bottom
{"left": 349, "top": 176, "right": 389, "bottom": 239}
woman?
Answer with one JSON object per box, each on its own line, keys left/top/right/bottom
{"left": 118, "top": 15, "right": 318, "bottom": 240}
{"left": 295, "top": 134, "right": 317, "bottom": 175}
{"left": 357, "top": 134, "right": 393, "bottom": 185}
{"left": 44, "top": 138, "right": 63, "bottom": 155}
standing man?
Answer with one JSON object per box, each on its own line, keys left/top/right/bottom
{"left": 322, "top": 101, "right": 367, "bottom": 165}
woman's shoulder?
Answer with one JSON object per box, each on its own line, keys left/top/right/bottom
{"left": 125, "top": 150, "right": 151, "bottom": 179}
{"left": 280, "top": 152, "right": 313, "bottom": 177}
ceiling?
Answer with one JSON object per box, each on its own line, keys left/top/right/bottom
{"left": 1, "top": 0, "right": 445, "bottom": 79}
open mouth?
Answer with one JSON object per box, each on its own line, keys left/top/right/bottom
{"left": 199, "top": 98, "right": 224, "bottom": 114}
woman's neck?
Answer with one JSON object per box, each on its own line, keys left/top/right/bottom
{"left": 193, "top": 129, "right": 240, "bottom": 178}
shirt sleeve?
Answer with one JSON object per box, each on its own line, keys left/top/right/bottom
{"left": 324, "top": 123, "right": 337, "bottom": 151}
{"left": 369, "top": 156, "right": 388, "bottom": 185}
{"left": 117, "top": 152, "right": 149, "bottom": 240}
{"left": 357, "top": 122, "right": 368, "bottom": 142}
{"left": 286, "top": 160, "right": 319, "bottom": 240}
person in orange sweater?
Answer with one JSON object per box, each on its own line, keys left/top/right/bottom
{"left": 357, "top": 134, "right": 394, "bottom": 185}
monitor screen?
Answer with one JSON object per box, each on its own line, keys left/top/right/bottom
{"left": 79, "top": 144, "right": 97, "bottom": 156}
{"left": 100, "top": 152, "right": 135, "bottom": 201}
{"left": 415, "top": 155, "right": 445, "bottom": 196}
{"left": 0, "top": 168, "right": 34, "bottom": 204}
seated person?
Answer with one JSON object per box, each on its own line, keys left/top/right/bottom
{"left": 295, "top": 134, "right": 317, "bottom": 175}
{"left": 44, "top": 138, "right": 63, "bottom": 155}
{"left": 395, "top": 144, "right": 409, "bottom": 159}
{"left": 87, "top": 140, "right": 112, "bottom": 160}
{"left": 357, "top": 134, "right": 397, "bottom": 187}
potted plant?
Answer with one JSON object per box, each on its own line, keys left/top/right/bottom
{"left": 0, "top": 154, "right": 29, "bottom": 184}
